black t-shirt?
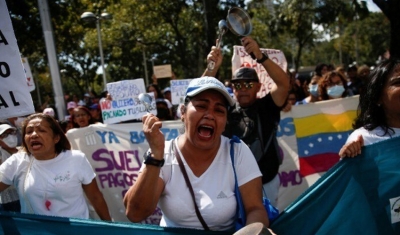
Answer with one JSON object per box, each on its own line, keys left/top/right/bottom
{"left": 223, "top": 93, "right": 281, "bottom": 184}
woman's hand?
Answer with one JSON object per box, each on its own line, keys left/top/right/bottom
{"left": 339, "top": 135, "right": 364, "bottom": 158}
{"left": 142, "top": 113, "right": 165, "bottom": 159}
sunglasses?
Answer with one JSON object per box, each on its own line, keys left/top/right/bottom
{"left": 233, "top": 82, "right": 254, "bottom": 90}
{"left": 0, "top": 130, "right": 17, "bottom": 139}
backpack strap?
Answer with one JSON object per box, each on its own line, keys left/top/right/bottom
{"left": 230, "top": 136, "right": 246, "bottom": 226}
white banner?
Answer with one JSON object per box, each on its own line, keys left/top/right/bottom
{"left": 106, "top": 79, "right": 146, "bottom": 101}
{"left": 66, "top": 96, "right": 358, "bottom": 222}
{"left": 231, "top": 46, "right": 287, "bottom": 98}
{"left": 0, "top": 0, "right": 35, "bottom": 119}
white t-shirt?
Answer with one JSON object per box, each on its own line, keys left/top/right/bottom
{"left": 142, "top": 136, "right": 261, "bottom": 231}
{"left": 0, "top": 150, "right": 95, "bottom": 219}
{"left": 346, "top": 126, "right": 400, "bottom": 146}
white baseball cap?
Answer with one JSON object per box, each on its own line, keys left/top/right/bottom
{"left": 185, "top": 76, "right": 235, "bottom": 106}
{"left": 0, "top": 124, "right": 16, "bottom": 136}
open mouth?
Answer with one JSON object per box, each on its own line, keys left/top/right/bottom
{"left": 198, "top": 125, "right": 214, "bottom": 138}
{"left": 30, "top": 141, "right": 42, "bottom": 150}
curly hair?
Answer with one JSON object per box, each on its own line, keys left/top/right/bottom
{"left": 353, "top": 59, "right": 400, "bottom": 136}
{"left": 21, "top": 113, "right": 71, "bottom": 155}
{"left": 318, "top": 71, "right": 348, "bottom": 101}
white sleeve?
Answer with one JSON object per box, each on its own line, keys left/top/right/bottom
{"left": 0, "top": 154, "right": 19, "bottom": 185}
{"left": 75, "top": 151, "right": 96, "bottom": 185}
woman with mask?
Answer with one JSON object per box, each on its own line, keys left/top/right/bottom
{"left": 0, "top": 114, "right": 111, "bottom": 220}
{"left": 296, "top": 75, "right": 321, "bottom": 105}
{"left": 318, "top": 71, "right": 351, "bottom": 101}
{"left": 0, "top": 124, "right": 20, "bottom": 212}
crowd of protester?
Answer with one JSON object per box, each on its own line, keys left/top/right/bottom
{"left": 1, "top": 50, "right": 394, "bottom": 233}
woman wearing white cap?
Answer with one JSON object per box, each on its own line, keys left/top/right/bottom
{"left": 0, "top": 124, "right": 20, "bottom": 212}
{"left": 124, "top": 77, "right": 273, "bottom": 233}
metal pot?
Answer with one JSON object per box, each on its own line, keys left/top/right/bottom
{"left": 226, "top": 7, "right": 253, "bottom": 36}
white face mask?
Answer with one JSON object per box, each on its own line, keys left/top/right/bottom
{"left": 2, "top": 135, "right": 18, "bottom": 148}
{"left": 327, "top": 85, "right": 345, "bottom": 98}
{"left": 14, "top": 117, "right": 26, "bottom": 128}
{"left": 309, "top": 84, "right": 319, "bottom": 97}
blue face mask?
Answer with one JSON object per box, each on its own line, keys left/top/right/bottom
{"left": 327, "top": 85, "right": 345, "bottom": 98}
{"left": 309, "top": 84, "right": 319, "bottom": 97}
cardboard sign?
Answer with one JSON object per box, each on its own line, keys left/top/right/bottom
{"left": 153, "top": 64, "right": 172, "bottom": 79}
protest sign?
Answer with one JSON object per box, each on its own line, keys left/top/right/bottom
{"left": 100, "top": 93, "right": 157, "bottom": 124}
{"left": 153, "top": 64, "right": 172, "bottom": 79}
{"left": 106, "top": 79, "right": 146, "bottom": 101}
{"left": 22, "top": 57, "right": 35, "bottom": 91}
{"left": 231, "top": 46, "right": 287, "bottom": 97}
{"left": 170, "top": 79, "right": 192, "bottom": 105}
{"left": 0, "top": 0, "right": 35, "bottom": 119}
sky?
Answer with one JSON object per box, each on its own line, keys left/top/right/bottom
{"left": 366, "top": 0, "right": 381, "bottom": 12}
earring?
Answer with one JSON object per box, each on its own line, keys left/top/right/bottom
{"left": 377, "top": 103, "right": 381, "bottom": 107}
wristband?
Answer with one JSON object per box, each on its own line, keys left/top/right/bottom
{"left": 143, "top": 152, "right": 165, "bottom": 167}
{"left": 256, "top": 52, "right": 269, "bottom": 64}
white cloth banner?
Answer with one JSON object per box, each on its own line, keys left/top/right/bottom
{"left": 0, "top": 0, "right": 35, "bottom": 119}
{"left": 66, "top": 97, "right": 358, "bottom": 222}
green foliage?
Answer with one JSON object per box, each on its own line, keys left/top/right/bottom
{"left": 4, "top": 0, "right": 392, "bottom": 109}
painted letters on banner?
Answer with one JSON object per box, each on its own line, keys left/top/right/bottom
{"left": 0, "top": 0, "right": 35, "bottom": 119}
{"left": 67, "top": 97, "right": 358, "bottom": 222}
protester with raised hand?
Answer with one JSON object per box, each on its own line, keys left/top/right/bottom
{"left": 124, "top": 77, "right": 273, "bottom": 233}
{"left": 0, "top": 113, "right": 111, "bottom": 220}
{"left": 203, "top": 36, "right": 289, "bottom": 207}
{"left": 339, "top": 59, "right": 400, "bottom": 158}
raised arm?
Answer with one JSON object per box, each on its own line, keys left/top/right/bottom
{"left": 202, "top": 40, "right": 223, "bottom": 77}
{"left": 241, "top": 37, "right": 290, "bottom": 107}
{"left": 123, "top": 113, "right": 166, "bottom": 222}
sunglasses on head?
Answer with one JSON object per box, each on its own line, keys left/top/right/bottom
{"left": 233, "top": 81, "right": 254, "bottom": 90}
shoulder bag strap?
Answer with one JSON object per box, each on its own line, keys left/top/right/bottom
{"left": 172, "top": 139, "right": 210, "bottom": 231}
{"left": 230, "top": 136, "right": 246, "bottom": 225}
{"left": 257, "top": 114, "right": 277, "bottom": 153}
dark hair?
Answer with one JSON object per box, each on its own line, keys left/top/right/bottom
{"left": 353, "top": 59, "right": 400, "bottom": 136}
{"left": 70, "top": 106, "right": 96, "bottom": 128}
{"left": 21, "top": 113, "right": 71, "bottom": 155}
{"left": 318, "top": 71, "right": 348, "bottom": 100}
{"left": 315, "top": 63, "right": 328, "bottom": 77}
{"left": 147, "top": 84, "right": 164, "bottom": 99}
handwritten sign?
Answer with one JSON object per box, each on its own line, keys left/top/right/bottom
{"left": 106, "top": 79, "right": 146, "bottom": 101}
{"left": 231, "top": 46, "right": 287, "bottom": 98}
{"left": 100, "top": 92, "right": 157, "bottom": 124}
{"left": 0, "top": 0, "right": 35, "bottom": 119}
{"left": 170, "top": 79, "right": 192, "bottom": 105}
{"left": 153, "top": 64, "right": 172, "bottom": 79}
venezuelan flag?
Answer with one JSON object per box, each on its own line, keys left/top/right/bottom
{"left": 292, "top": 97, "right": 358, "bottom": 177}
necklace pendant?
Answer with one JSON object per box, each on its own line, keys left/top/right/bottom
{"left": 45, "top": 200, "right": 51, "bottom": 210}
